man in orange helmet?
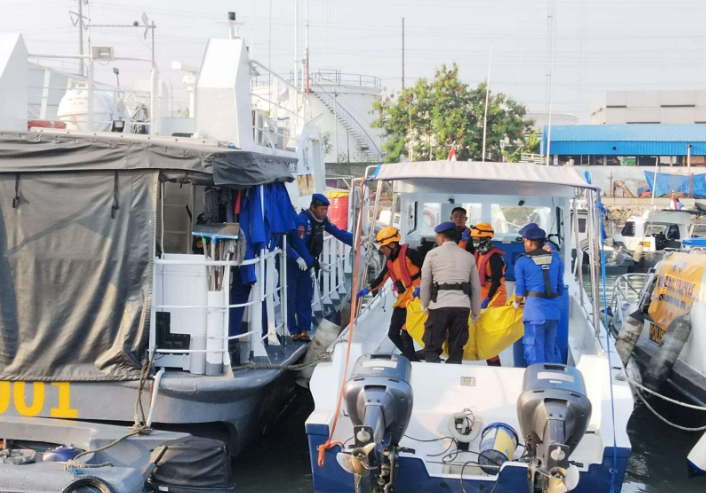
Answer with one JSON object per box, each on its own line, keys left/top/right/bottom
{"left": 470, "top": 223, "right": 507, "bottom": 367}
{"left": 356, "top": 226, "right": 423, "bottom": 361}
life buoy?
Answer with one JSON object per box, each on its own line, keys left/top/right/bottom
{"left": 424, "top": 210, "right": 436, "bottom": 229}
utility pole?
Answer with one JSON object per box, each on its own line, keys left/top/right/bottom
{"left": 401, "top": 18, "right": 405, "bottom": 90}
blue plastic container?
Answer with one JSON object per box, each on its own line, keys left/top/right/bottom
{"left": 43, "top": 445, "right": 81, "bottom": 462}
{"left": 478, "top": 423, "right": 519, "bottom": 475}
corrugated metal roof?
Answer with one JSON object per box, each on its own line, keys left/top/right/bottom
{"left": 542, "top": 124, "right": 706, "bottom": 156}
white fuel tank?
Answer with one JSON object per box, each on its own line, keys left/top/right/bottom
{"left": 57, "top": 86, "right": 115, "bottom": 131}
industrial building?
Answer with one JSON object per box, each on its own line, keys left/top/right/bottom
{"left": 541, "top": 124, "right": 706, "bottom": 196}
{"left": 590, "top": 90, "right": 706, "bottom": 125}
{"left": 542, "top": 124, "right": 706, "bottom": 167}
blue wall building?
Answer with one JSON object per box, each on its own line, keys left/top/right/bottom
{"left": 542, "top": 124, "right": 706, "bottom": 166}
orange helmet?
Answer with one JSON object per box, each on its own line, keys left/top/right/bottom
{"left": 471, "top": 223, "right": 495, "bottom": 239}
{"left": 376, "top": 226, "right": 401, "bottom": 247}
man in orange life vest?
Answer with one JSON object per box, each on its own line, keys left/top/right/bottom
{"left": 356, "top": 227, "right": 422, "bottom": 361}
{"left": 470, "top": 223, "right": 507, "bottom": 367}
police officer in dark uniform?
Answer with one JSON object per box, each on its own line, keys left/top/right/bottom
{"left": 286, "top": 194, "right": 353, "bottom": 342}
{"left": 513, "top": 223, "right": 564, "bottom": 365}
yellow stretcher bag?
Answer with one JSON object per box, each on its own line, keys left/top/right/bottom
{"left": 405, "top": 297, "right": 524, "bottom": 361}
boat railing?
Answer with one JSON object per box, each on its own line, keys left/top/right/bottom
{"left": 312, "top": 234, "right": 351, "bottom": 312}
{"left": 610, "top": 273, "right": 647, "bottom": 328}
{"left": 151, "top": 246, "right": 288, "bottom": 372}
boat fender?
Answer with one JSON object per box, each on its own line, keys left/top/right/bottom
{"left": 687, "top": 430, "right": 706, "bottom": 477}
{"left": 615, "top": 310, "right": 645, "bottom": 366}
{"left": 60, "top": 477, "right": 116, "bottom": 493}
{"left": 296, "top": 314, "right": 346, "bottom": 388}
{"left": 447, "top": 411, "right": 483, "bottom": 444}
{"left": 643, "top": 314, "right": 692, "bottom": 392}
{"left": 632, "top": 243, "right": 644, "bottom": 263}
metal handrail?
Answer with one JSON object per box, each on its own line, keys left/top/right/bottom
{"left": 288, "top": 69, "right": 381, "bottom": 89}
{"left": 610, "top": 273, "right": 647, "bottom": 327}
{"left": 309, "top": 79, "right": 383, "bottom": 162}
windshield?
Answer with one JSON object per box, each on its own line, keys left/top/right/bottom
{"left": 692, "top": 224, "right": 706, "bottom": 238}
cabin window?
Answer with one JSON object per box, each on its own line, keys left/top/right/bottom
{"left": 666, "top": 224, "right": 680, "bottom": 240}
{"left": 407, "top": 201, "right": 419, "bottom": 235}
{"left": 578, "top": 218, "right": 586, "bottom": 233}
{"left": 621, "top": 221, "right": 635, "bottom": 237}
{"left": 494, "top": 206, "right": 551, "bottom": 236}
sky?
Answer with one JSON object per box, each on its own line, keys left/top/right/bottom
{"left": 5, "top": 0, "right": 706, "bottom": 122}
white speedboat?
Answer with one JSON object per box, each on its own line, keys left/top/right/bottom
{"left": 613, "top": 209, "right": 702, "bottom": 271}
{"left": 306, "top": 161, "right": 634, "bottom": 493}
{"left": 612, "top": 250, "right": 706, "bottom": 407}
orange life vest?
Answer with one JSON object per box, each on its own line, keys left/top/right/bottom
{"left": 386, "top": 244, "right": 421, "bottom": 308}
{"left": 474, "top": 248, "right": 507, "bottom": 307}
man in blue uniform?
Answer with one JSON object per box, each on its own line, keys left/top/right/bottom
{"left": 286, "top": 193, "right": 353, "bottom": 342}
{"left": 513, "top": 223, "right": 564, "bottom": 365}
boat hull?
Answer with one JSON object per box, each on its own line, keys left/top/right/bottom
{"left": 307, "top": 429, "right": 630, "bottom": 493}
{"left": 0, "top": 344, "right": 308, "bottom": 456}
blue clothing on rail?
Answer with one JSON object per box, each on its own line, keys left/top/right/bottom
{"left": 230, "top": 183, "right": 298, "bottom": 334}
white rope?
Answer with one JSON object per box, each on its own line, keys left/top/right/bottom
{"left": 627, "top": 378, "right": 706, "bottom": 412}
{"left": 634, "top": 390, "right": 706, "bottom": 433}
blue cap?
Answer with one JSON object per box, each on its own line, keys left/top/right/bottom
{"left": 434, "top": 221, "right": 456, "bottom": 234}
{"left": 311, "top": 193, "right": 330, "bottom": 206}
{"left": 519, "top": 223, "right": 546, "bottom": 240}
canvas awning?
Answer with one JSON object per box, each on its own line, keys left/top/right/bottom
{"left": 370, "top": 161, "right": 599, "bottom": 197}
{"left": 0, "top": 131, "right": 296, "bottom": 187}
{"left": 0, "top": 132, "right": 297, "bottom": 381}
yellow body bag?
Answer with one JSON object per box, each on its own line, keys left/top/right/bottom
{"left": 405, "top": 297, "right": 524, "bottom": 361}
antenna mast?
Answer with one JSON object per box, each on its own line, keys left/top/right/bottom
{"left": 482, "top": 43, "right": 493, "bottom": 162}
{"left": 545, "top": 0, "right": 556, "bottom": 166}
{"left": 401, "top": 18, "right": 405, "bottom": 90}
{"left": 305, "top": 0, "right": 310, "bottom": 94}
{"left": 69, "top": 0, "right": 89, "bottom": 75}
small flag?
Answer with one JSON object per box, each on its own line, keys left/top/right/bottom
{"left": 448, "top": 148, "right": 457, "bottom": 161}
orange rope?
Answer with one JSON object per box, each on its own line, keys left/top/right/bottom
{"left": 317, "top": 180, "right": 367, "bottom": 467}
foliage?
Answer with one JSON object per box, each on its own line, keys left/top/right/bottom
{"left": 502, "top": 147, "right": 523, "bottom": 163}
{"left": 524, "top": 130, "right": 541, "bottom": 154}
{"left": 317, "top": 128, "right": 333, "bottom": 155}
{"left": 371, "top": 63, "right": 533, "bottom": 163}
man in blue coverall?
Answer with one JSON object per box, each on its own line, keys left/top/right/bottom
{"left": 286, "top": 193, "right": 353, "bottom": 342}
{"left": 513, "top": 223, "right": 564, "bottom": 365}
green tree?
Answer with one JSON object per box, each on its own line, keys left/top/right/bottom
{"left": 372, "top": 63, "right": 533, "bottom": 163}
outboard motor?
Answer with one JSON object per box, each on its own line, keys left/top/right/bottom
{"left": 338, "top": 354, "right": 413, "bottom": 493}
{"left": 517, "top": 364, "right": 592, "bottom": 493}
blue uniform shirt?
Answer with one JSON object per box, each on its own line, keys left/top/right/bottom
{"left": 514, "top": 249, "right": 565, "bottom": 323}
{"left": 286, "top": 210, "right": 353, "bottom": 268}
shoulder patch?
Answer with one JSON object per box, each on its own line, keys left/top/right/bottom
{"left": 298, "top": 225, "right": 305, "bottom": 239}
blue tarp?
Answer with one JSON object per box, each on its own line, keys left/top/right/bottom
{"left": 644, "top": 171, "right": 706, "bottom": 198}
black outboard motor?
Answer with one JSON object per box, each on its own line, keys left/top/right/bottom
{"left": 340, "top": 354, "right": 413, "bottom": 493}
{"left": 517, "top": 364, "right": 592, "bottom": 493}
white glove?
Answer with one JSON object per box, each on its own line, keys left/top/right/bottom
{"left": 471, "top": 313, "right": 480, "bottom": 323}
{"left": 512, "top": 301, "right": 521, "bottom": 309}
{"left": 320, "top": 262, "right": 331, "bottom": 273}
{"left": 296, "top": 258, "right": 308, "bottom": 271}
